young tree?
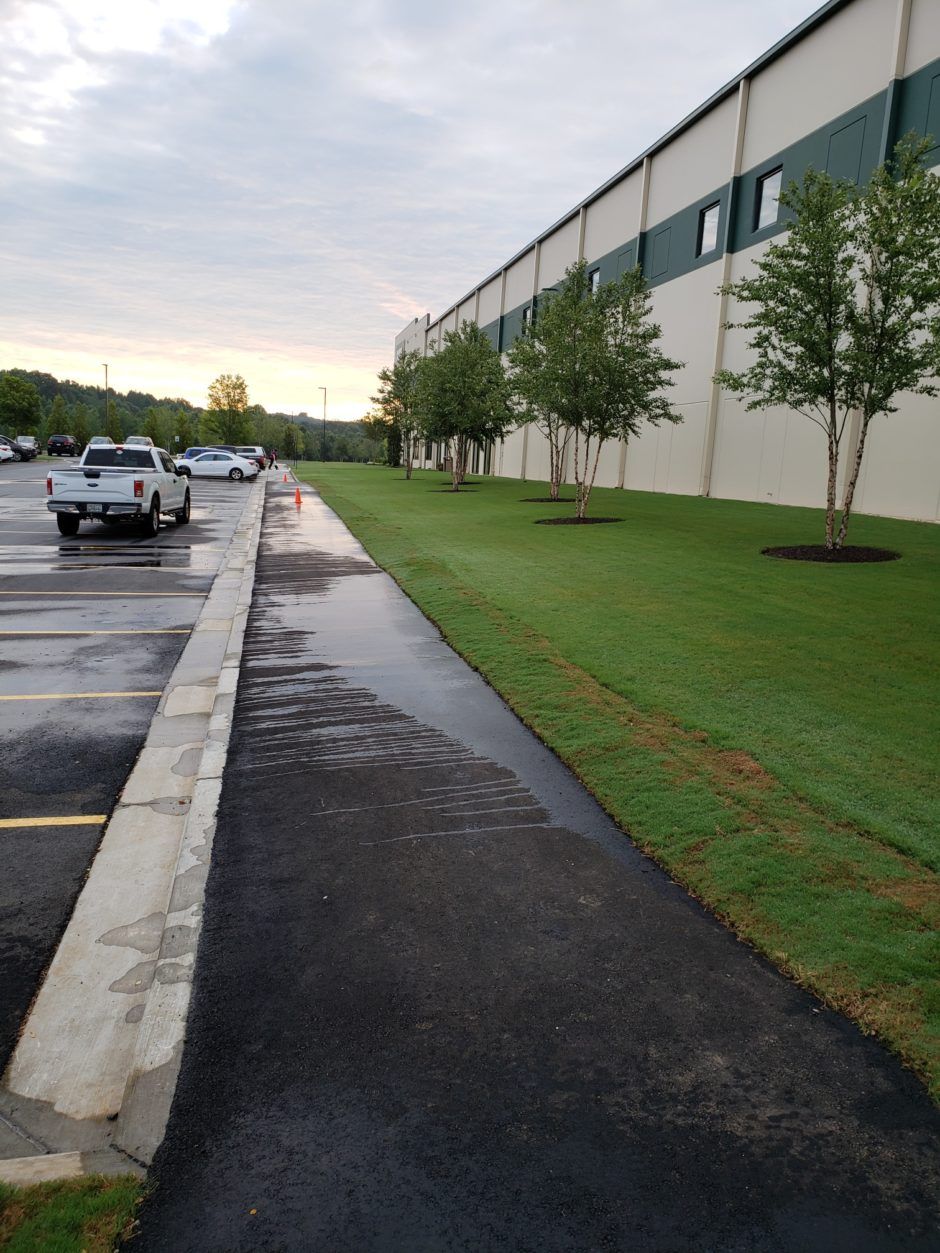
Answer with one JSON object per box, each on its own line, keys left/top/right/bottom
{"left": 372, "top": 350, "right": 423, "bottom": 478}
{"left": 716, "top": 135, "right": 940, "bottom": 550}
{"left": 174, "top": 407, "right": 196, "bottom": 452}
{"left": 206, "top": 373, "right": 250, "bottom": 443}
{"left": 0, "top": 373, "right": 42, "bottom": 434}
{"left": 361, "top": 409, "right": 393, "bottom": 463}
{"left": 416, "top": 322, "right": 513, "bottom": 492}
{"left": 142, "top": 407, "right": 165, "bottom": 447}
{"left": 506, "top": 296, "right": 573, "bottom": 501}
{"left": 104, "top": 399, "right": 123, "bottom": 443}
{"left": 72, "top": 401, "right": 91, "bottom": 450}
{"left": 47, "top": 394, "right": 67, "bottom": 438}
{"left": 511, "top": 260, "right": 683, "bottom": 520}
{"left": 282, "top": 422, "right": 302, "bottom": 462}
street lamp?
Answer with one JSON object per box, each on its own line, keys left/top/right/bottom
{"left": 318, "top": 386, "right": 327, "bottom": 463}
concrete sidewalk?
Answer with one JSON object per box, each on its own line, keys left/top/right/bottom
{"left": 136, "top": 477, "right": 939, "bottom": 1251}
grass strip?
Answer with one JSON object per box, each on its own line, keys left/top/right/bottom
{"left": 297, "top": 462, "right": 939, "bottom": 1099}
{"left": 0, "top": 1175, "right": 142, "bottom": 1252}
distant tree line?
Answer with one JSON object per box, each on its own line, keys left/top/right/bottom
{"left": 0, "top": 369, "right": 383, "bottom": 464}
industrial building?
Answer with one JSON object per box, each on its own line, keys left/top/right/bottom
{"left": 395, "top": 0, "right": 940, "bottom": 522}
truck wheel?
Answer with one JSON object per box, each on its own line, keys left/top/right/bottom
{"left": 174, "top": 490, "right": 191, "bottom": 525}
{"left": 228, "top": 467, "right": 244, "bottom": 481}
{"left": 56, "top": 513, "right": 80, "bottom": 536}
{"left": 141, "top": 496, "right": 160, "bottom": 538}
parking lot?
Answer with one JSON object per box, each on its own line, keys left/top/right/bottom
{"left": 0, "top": 457, "right": 258, "bottom": 1073}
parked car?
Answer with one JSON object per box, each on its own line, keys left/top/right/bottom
{"left": 47, "top": 434, "right": 82, "bottom": 456}
{"left": 0, "top": 444, "right": 13, "bottom": 463}
{"left": 175, "top": 450, "right": 258, "bottom": 481}
{"left": 46, "top": 444, "right": 190, "bottom": 536}
{"left": 124, "top": 435, "right": 154, "bottom": 447}
{"left": 88, "top": 435, "right": 115, "bottom": 446}
{"left": 15, "top": 435, "right": 39, "bottom": 456}
{"left": 0, "top": 434, "right": 37, "bottom": 461}
{"left": 235, "top": 445, "right": 269, "bottom": 471}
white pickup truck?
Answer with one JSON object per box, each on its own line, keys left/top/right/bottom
{"left": 46, "top": 444, "right": 191, "bottom": 537}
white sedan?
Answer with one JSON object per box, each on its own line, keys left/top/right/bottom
{"left": 175, "top": 450, "right": 258, "bottom": 481}
{"left": 0, "top": 445, "right": 13, "bottom": 463}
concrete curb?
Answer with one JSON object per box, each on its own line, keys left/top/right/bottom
{"left": 0, "top": 479, "right": 265, "bottom": 1181}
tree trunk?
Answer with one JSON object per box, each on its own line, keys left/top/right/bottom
{"left": 835, "top": 418, "right": 870, "bottom": 550}
{"left": 572, "top": 430, "right": 582, "bottom": 517}
{"left": 450, "top": 435, "right": 461, "bottom": 491}
{"left": 549, "top": 430, "right": 560, "bottom": 501}
{"left": 825, "top": 430, "right": 838, "bottom": 551}
{"left": 578, "top": 438, "right": 604, "bottom": 521}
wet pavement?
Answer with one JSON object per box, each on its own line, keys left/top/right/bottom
{"left": 135, "top": 478, "right": 940, "bottom": 1252}
{"left": 0, "top": 460, "right": 256, "bottom": 1076}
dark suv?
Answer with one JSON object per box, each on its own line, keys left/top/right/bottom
{"left": 47, "top": 434, "right": 82, "bottom": 456}
{"left": 0, "top": 434, "right": 37, "bottom": 461}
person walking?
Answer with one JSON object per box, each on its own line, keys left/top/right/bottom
{"left": 269, "top": 447, "right": 278, "bottom": 470}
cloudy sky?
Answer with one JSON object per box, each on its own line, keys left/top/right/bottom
{"left": 2, "top": 0, "right": 822, "bottom": 421}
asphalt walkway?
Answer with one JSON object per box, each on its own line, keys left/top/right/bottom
{"left": 135, "top": 477, "right": 940, "bottom": 1252}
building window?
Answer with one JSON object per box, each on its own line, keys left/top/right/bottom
{"left": 588, "top": 268, "right": 601, "bottom": 294}
{"left": 696, "top": 202, "right": 720, "bottom": 256}
{"left": 755, "top": 167, "right": 783, "bottom": 230}
{"left": 521, "top": 305, "right": 532, "bottom": 335}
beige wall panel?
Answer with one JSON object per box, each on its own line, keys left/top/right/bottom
{"left": 650, "top": 264, "right": 723, "bottom": 406}
{"left": 664, "top": 403, "right": 708, "bottom": 495}
{"left": 504, "top": 250, "right": 536, "bottom": 310}
{"left": 742, "top": 0, "right": 897, "bottom": 169}
{"left": 593, "top": 439, "right": 623, "bottom": 490}
{"left": 440, "top": 309, "right": 457, "bottom": 335}
{"left": 457, "top": 298, "right": 476, "bottom": 328}
{"left": 710, "top": 398, "right": 830, "bottom": 507}
{"left": 647, "top": 94, "right": 738, "bottom": 224}
{"left": 499, "top": 426, "right": 526, "bottom": 478}
{"left": 394, "top": 317, "right": 428, "bottom": 359}
{"left": 537, "top": 216, "right": 581, "bottom": 288}
{"left": 906, "top": 0, "right": 940, "bottom": 74}
{"left": 710, "top": 397, "right": 769, "bottom": 502}
{"left": 854, "top": 393, "right": 940, "bottom": 520}
{"left": 583, "top": 173, "right": 643, "bottom": 263}
{"left": 623, "top": 405, "right": 707, "bottom": 496}
{"left": 623, "top": 424, "right": 660, "bottom": 492}
{"left": 478, "top": 277, "right": 502, "bottom": 326}
{"left": 523, "top": 426, "right": 553, "bottom": 485}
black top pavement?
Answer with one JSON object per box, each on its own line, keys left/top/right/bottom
{"left": 135, "top": 481, "right": 940, "bottom": 1252}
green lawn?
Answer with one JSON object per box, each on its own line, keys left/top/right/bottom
{"left": 297, "top": 462, "right": 940, "bottom": 1097}
{"left": 0, "top": 1176, "right": 141, "bottom": 1251}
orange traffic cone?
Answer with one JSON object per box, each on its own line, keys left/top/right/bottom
{"left": 294, "top": 486, "right": 302, "bottom": 507}
{"left": 282, "top": 472, "right": 288, "bottom": 483}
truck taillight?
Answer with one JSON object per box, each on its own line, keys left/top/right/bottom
{"left": 46, "top": 477, "right": 52, "bottom": 495}
{"left": 134, "top": 479, "right": 144, "bottom": 498}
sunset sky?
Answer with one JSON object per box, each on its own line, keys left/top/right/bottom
{"left": 2, "top": 0, "right": 822, "bottom": 421}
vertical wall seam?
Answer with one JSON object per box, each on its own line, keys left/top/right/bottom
{"left": 700, "top": 76, "right": 751, "bottom": 498}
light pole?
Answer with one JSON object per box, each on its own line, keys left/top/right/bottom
{"left": 318, "top": 386, "right": 327, "bottom": 463}
{"left": 102, "top": 362, "right": 109, "bottom": 432}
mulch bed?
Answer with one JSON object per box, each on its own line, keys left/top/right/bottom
{"left": 762, "top": 545, "right": 901, "bottom": 563}
{"left": 431, "top": 487, "right": 478, "bottom": 493}
{"left": 521, "top": 497, "right": 577, "bottom": 504}
{"left": 535, "top": 516, "right": 623, "bottom": 526}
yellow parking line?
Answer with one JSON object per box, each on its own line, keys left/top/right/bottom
{"left": 0, "top": 591, "right": 200, "bottom": 597}
{"left": 0, "top": 815, "right": 107, "bottom": 829}
{"left": 0, "top": 630, "right": 190, "bottom": 635}
{"left": 0, "top": 691, "right": 162, "bottom": 701}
